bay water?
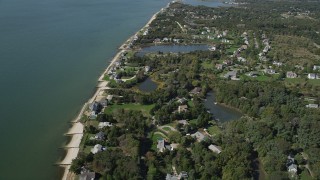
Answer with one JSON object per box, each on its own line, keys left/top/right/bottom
{"left": 0, "top": 0, "right": 226, "bottom": 179}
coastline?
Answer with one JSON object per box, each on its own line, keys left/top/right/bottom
{"left": 59, "top": 3, "right": 170, "bottom": 180}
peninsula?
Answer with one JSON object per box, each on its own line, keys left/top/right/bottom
{"left": 61, "top": 0, "right": 320, "bottom": 179}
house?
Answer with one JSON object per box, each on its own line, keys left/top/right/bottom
{"left": 178, "top": 171, "right": 188, "bottom": 179}
{"left": 178, "top": 105, "right": 188, "bottom": 113}
{"left": 166, "top": 174, "right": 178, "bottom": 180}
{"left": 306, "top": 104, "right": 319, "bottom": 108}
{"left": 286, "top": 71, "right": 297, "bottom": 78}
{"left": 209, "top": 46, "right": 216, "bottom": 51}
{"left": 178, "top": 120, "right": 189, "bottom": 126}
{"left": 191, "top": 131, "right": 205, "bottom": 142}
{"left": 157, "top": 139, "right": 165, "bottom": 152}
{"left": 215, "top": 64, "right": 224, "bottom": 70}
{"left": 94, "top": 131, "right": 105, "bottom": 141}
{"left": 208, "top": 144, "right": 222, "bottom": 154}
{"left": 313, "top": 65, "right": 320, "bottom": 71}
{"left": 106, "top": 95, "right": 113, "bottom": 102}
{"left": 166, "top": 171, "right": 188, "bottom": 180}
{"left": 288, "top": 164, "right": 298, "bottom": 174}
{"left": 79, "top": 171, "right": 95, "bottom": 180}
{"left": 89, "top": 111, "right": 97, "bottom": 120}
{"left": 248, "top": 71, "right": 259, "bottom": 77}
{"left": 97, "top": 98, "right": 108, "bottom": 107}
{"left": 190, "top": 87, "right": 201, "bottom": 95}
{"left": 308, "top": 73, "right": 318, "bottom": 79}
{"left": 91, "top": 144, "right": 103, "bottom": 154}
{"left": 98, "top": 122, "right": 113, "bottom": 129}
{"left": 89, "top": 102, "right": 99, "bottom": 112}
{"left": 265, "top": 69, "right": 275, "bottom": 74}
{"left": 237, "top": 57, "right": 246, "bottom": 62}
{"left": 224, "top": 71, "right": 237, "bottom": 79}
{"left": 177, "top": 97, "right": 187, "bottom": 104}
{"left": 223, "top": 60, "right": 233, "bottom": 65}
{"left": 153, "top": 38, "right": 161, "bottom": 43}
{"left": 145, "top": 66, "right": 151, "bottom": 72}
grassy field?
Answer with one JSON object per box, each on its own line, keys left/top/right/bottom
{"left": 308, "top": 79, "right": 320, "bottom": 86}
{"left": 104, "top": 103, "right": 155, "bottom": 116}
{"left": 207, "top": 125, "right": 221, "bottom": 136}
{"left": 187, "top": 100, "right": 194, "bottom": 107}
{"left": 162, "top": 127, "right": 172, "bottom": 132}
{"left": 201, "top": 61, "right": 214, "bottom": 69}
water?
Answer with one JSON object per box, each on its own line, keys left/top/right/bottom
{"left": 136, "top": 44, "right": 209, "bottom": 56}
{"left": 0, "top": 0, "right": 171, "bottom": 179}
{"left": 138, "top": 77, "right": 158, "bottom": 92}
{"left": 0, "top": 0, "right": 227, "bottom": 179}
{"left": 205, "top": 92, "right": 243, "bottom": 122}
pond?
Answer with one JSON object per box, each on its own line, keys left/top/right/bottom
{"left": 205, "top": 91, "right": 243, "bottom": 122}
{"left": 136, "top": 44, "right": 209, "bottom": 57}
{"left": 138, "top": 77, "right": 158, "bottom": 92}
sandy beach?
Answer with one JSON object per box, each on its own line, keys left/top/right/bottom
{"left": 59, "top": 3, "right": 171, "bottom": 179}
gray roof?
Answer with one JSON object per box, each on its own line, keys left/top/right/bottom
{"left": 79, "top": 171, "right": 95, "bottom": 180}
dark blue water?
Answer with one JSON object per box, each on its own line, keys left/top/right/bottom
{"left": 205, "top": 92, "right": 243, "bottom": 122}
{"left": 138, "top": 77, "right": 158, "bottom": 92}
{"left": 0, "top": 0, "right": 171, "bottom": 179}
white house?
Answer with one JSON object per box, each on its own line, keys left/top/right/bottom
{"left": 98, "top": 122, "right": 113, "bottom": 129}
{"left": 91, "top": 144, "right": 103, "bottom": 154}
{"left": 208, "top": 144, "right": 222, "bottom": 154}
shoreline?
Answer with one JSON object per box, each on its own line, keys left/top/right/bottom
{"left": 58, "top": 3, "right": 170, "bottom": 179}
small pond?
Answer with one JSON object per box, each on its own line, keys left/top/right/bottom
{"left": 138, "top": 77, "right": 158, "bottom": 92}
{"left": 136, "top": 44, "right": 209, "bottom": 57}
{"left": 205, "top": 91, "right": 243, "bottom": 122}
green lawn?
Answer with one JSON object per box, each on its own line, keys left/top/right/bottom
{"left": 207, "top": 125, "right": 221, "bottom": 136}
{"left": 103, "top": 75, "right": 110, "bottom": 81}
{"left": 189, "top": 119, "right": 198, "bottom": 125}
{"left": 201, "top": 61, "right": 214, "bottom": 69}
{"left": 84, "top": 146, "right": 93, "bottom": 154}
{"left": 300, "top": 169, "right": 312, "bottom": 180}
{"left": 104, "top": 103, "right": 155, "bottom": 116}
{"left": 308, "top": 79, "right": 320, "bottom": 86}
{"left": 285, "top": 78, "right": 305, "bottom": 84}
{"left": 162, "top": 127, "right": 172, "bottom": 132}
{"left": 187, "top": 100, "right": 194, "bottom": 107}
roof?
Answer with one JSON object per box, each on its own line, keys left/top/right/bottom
{"left": 79, "top": 171, "right": 95, "bottom": 180}
{"left": 190, "top": 87, "right": 201, "bottom": 94}
{"left": 98, "top": 122, "right": 113, "bottom": 129}
{"left": 178, "top": 120, "right": 188, "bottom": 125}
{"left": 191, "top": 131, "right": 205, "bottom": 142}
{"left": 107, "top": 95, "right": 113, "bottom": 101}
{"left": 89, "top": 102, "right": 99, "bottom": 111}
{"left": 95, "top": 132, "right": 105, "bottom": 140}
{"left": 157, "top": 139, "right": 165, "bottom": 152}
{"left": 91, "top": 144, "right": 102, "bottom": 154}
{"left": 208, "top": 144, "right": 222, "bottom": 154}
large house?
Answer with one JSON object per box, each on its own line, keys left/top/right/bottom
{"left": 98, "top": 122, "right": 113, "bottom": 129}
{"left": 208, "top": 144, "right": 222, "bottom": 154}
{"left": 178, "top": 105, "right": 188, "bottom": 113}
{"left": 286, "top": 71, "right": 297, "bottom": 78}
{"left": 190, "top": 87, "right": 201, "bottom": 95}
{"left": 308, "top": 73, "right": 319, "bottom": 79}
{"left": 157, "top": 139, "right": 165, "bottom": 152}
{"left": 191, "top": 131, "right": 205, "bottom": 142}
